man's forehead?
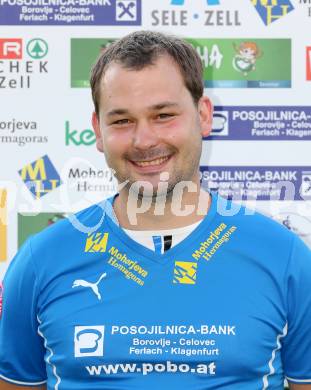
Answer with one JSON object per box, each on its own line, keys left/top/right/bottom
{"left": 99, "top": 59, "right": 188, "bottom": 114}
{"left": 101, "top": 55, "right": 183, "bottom": 86}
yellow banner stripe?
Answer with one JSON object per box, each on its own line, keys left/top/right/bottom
{"left": 0, "top": 189, "right": 7, "bottom": 262}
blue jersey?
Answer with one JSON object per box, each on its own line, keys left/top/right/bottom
{"left": 1, "top": 192, "right": 311, "bottom": 389}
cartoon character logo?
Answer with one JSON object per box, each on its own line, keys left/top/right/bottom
{"left": 232, "top": 42, "right": 263, "bottom": 76}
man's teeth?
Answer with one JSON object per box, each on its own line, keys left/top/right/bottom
{"left": 135, "top": 156, "right": 169, "bottom": 167}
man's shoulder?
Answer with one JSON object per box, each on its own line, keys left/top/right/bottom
{"left": 214, "top": 193, "right": 296, "bottom": 244}
{"left": 29, "top": 197, "right": 115, "bottom": 255}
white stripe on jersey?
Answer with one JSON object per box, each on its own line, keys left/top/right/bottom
{"left": 262, "top": 322, "right": 288, "bottom": 390}
{"left": 37, "top": 315, "right": 61, "bottom": 390}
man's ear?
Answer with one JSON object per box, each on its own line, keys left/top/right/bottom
{"left": 198, "top": 96, "right": 213, "bottom": 138}
{"left": 92, "top": 111, "right": 104, "bottom": 153}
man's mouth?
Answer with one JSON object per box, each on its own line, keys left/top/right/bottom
{"left": 131, "top": 156, "right": 170, "bottom": 167}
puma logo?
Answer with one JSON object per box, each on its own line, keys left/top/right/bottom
{"left": 72, "top": 272, "right": 107, "bottom": 300}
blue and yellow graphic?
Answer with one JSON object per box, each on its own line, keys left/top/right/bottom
{"left": 85, "top": 233, "right": 109, "bottom": 253}
{"left": 173, "top": 261, "right": 198, "bottom": 285}
{"left": 18, "top": 155, "right": 62, "bottom": 199}
{"left": 251, "top": 0, "right": 294, "bottom": 25}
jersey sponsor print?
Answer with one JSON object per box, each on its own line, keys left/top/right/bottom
{"left": 0, "top": 192, "right": 311, "bottom": 388}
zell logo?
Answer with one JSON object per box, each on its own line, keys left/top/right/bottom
{"left": 307, "top": 47, "right": 311, "bottom": 81}
{"left": 0, "top": 39, "right": 22, "bottom": 59}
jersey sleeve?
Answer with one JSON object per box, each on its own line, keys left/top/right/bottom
{"left": 282, "top": 235, "right": 311, "bottom": 384}
{"left": 0, "top": 238, "right": 47, "bottom": 386}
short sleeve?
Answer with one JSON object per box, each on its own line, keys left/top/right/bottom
{"left": 0, "top": 239, "right": 47, "bottom": 386}
{"left": 282, "top": 235, "right": 311, "bottom": 384}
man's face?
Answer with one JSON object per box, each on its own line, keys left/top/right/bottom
{"left": 93, "top": 55, "right": 212, "bottom": 198}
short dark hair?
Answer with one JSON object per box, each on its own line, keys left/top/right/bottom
{"left": 90, "top": 31, "right": 204, "bottom": 115}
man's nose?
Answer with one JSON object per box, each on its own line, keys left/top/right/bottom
{"left": 132, "top": 120, "right": 159, "bottom": 149}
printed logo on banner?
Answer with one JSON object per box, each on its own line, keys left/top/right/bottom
{"left": 0, "top": 1, "right": 141, "bottom": 26}
{"left": 116, "top": 0, "right": 137, "bottom": 21}
{"left": 0, "top": 189, "right": 7, "bottom": 262}
{"left": 301, "top": 171, "right": 311, "bottom": 199}
{"left": 150, "top": 0, "right": 241, "bottom": 27}
{"left": 188, "top": 38, "right": 291, "bottom": 88}
{"left": 65, "top": 121, "right": 96, "bottom": 146}
{"left": 173, "top": 261, "right": 198, "bottom": 285}
{"left": 251, "top": 0, "right": 294, "bottom": 25}
{"left": 0, "top": 119, "right": 48, "bottom": 147}
{"left": 232, "top": 42, "right": 263, "bottom": 77}
{"left": 74, "top": 326, "right": 105, "bottom": 357}
{"left": 26, "top": 39, "right": 48, "bottom": 59}
{"left": 0, "top": 38, "right": 22, "bottom": 59}
{"left": 0, "top": 38, "right": 48, "bottom": 89}
{"left": 307, "top": 47, "right": 311, "bottom": 81}
{"left": 18, "top": 155, "right": 62, "bottom": 199}
{"left": 211, "top": 112, "right": 229, "bottom": 136}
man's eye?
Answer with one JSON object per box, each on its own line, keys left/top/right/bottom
{"left": 158, "top": 113, "right": 174, "bottom": 120}
{"left": 113, "top": 119, "right": 130, "bottom": 125}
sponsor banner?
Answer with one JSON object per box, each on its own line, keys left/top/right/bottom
{"left": 0, "top": 189, "right": 7, "bottom": 262}
{"left": 187, "top": 38, "right": 291, "bottom": 88}
{"left": 250, "top": 0, "right": 294, "bottom": 25}
{"left": 150, "top": 0, "right": 242, "bottom": 28}
{"left": 207, "top": 106, "right": 311, "bottom": 141}
{"left": 0, "top": 38, "right": 48, "bottom": 89}
{"left": 0, "top": 119, "right": 48, "bottom": 147}
{"left": 71, "top": 38, "right": 291, "bottom": 89}
{"left": 200, "top": 166, "right": 311, "bottom": 201}
{"left": 307, "top": 47, "right": 311, "bottom": 81}
{"left": 0, "top": 0, "right": 141, "bottom": 26}
{"left": 18, "top": 212, "right": 66, "bottom": 247}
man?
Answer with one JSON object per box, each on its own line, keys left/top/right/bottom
{"left": 0, "top": 31, "right": 311, "bottom": 390}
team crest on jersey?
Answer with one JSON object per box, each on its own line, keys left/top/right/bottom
{"left": 0, "top": 281, "right": 3, "bottom": 317}
{"left": 84, "top": 232, "right": 109, "bottom": 253}
{"left": 74, "top": 325, "right": 105, "bottom": 357}
{"left": 173, "top": 261, "right": 198, "bottom": 285}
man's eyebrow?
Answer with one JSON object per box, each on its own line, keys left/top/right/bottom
{"left": 106, "top": 109, "right": 129, "bottom": 117}
{"left": 150, "top": 102, "right": 179, "bottom": 110}
{"left": 106, "top": 102, "right": 179, "bottom": 117}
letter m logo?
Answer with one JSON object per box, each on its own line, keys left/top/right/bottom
{"left": 85, "top": 233, "right": 109, "bottom": 253}
{"left": 250, "top": 0, "right": 294, "bottom": 25}
{"left": 173, "top": 261, "right": 197, "bottom": 285}
{"left": 171, "top": 0, "right": 219, "bottom": 5}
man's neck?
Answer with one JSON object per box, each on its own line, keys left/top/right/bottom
{"left": 113, "top": 187, "right": 211, "bottom": 231}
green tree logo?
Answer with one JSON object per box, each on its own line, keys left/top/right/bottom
{"left": 26, "top": 39, "right": 48, "bottom": 59}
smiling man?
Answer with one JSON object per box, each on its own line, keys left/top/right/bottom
{"left": 0, "top": 31, "right": 311, "bottom": 390}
